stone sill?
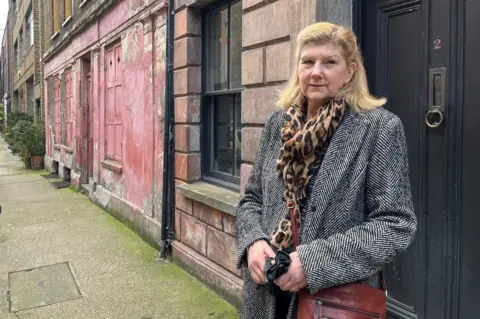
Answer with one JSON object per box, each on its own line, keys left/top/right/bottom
{"left": 79, "top": 0, "right": 88, "bottom": 8}
{"left": 62, "top": 146, "right": 74, "bottom": 154}
{"left": 101, "top": 160, "right": 123, "bottom": 174}
{"left": 51, "top": 32, "right": 60, "bottom": 40}
{"left": 53, "top": 144, "right": 61, "bottom": 151}
{"left": 176, "top": 182, "right": 239, "bottom": 216}
{"left": 62, "top": 16, "right": 73, "bottom": 28}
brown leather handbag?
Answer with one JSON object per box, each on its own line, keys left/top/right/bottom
{"left": 287, "top": 201, "right": 387, "bottom": 319}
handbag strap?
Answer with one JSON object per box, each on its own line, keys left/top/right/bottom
{"left": 287, "top": 200, "right": 388, "bottom": 293}
{"left": 287, "top": 201, "right": 300, "bottom": 249}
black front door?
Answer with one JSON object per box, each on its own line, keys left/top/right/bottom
{"left": 358, "top": 0, "right": 480, "bottom": 318}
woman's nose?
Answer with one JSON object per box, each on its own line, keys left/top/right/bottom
{"left": 311, "top": 61, "right": 323, "bottom": 78}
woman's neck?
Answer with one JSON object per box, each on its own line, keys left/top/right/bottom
{"left": 305, "top": 101, "right": 323, "bottom": 122}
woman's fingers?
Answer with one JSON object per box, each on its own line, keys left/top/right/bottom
{"left": 263, "top": 243, "right": 276, "bottom": 259}
{"left": 249, "top": 261, "right": 265, "bottom": 284}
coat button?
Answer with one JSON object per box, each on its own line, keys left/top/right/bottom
{"left": 311, "top": 206, "right": 317, "bottom": 212}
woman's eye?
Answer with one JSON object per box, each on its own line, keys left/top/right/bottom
{"left": 302, "top": 60, "right": 314, "bottom": 65}
{"left": 326, "top": 60, "right": 337, "bottom": 65}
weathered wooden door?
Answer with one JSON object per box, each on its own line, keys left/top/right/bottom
{"left": 87, "top": 73, "right": 93, "bottom": 179}
{"left": 358, "top": 0, "right": 480, "bottom": 318}
{"left": 54, "top": 77, "right": 61, "bottom": 144}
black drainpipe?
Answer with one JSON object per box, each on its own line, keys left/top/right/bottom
{"left": 160, "top": 0, "right": 175, "bottom": 258}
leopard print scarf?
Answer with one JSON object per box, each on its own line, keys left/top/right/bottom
{"left": 269, "top": 98, "right": 346, "bottom": 250}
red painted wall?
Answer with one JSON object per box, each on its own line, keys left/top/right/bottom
{"left": 44, "top": 0, "right": 168, "bottom": 219}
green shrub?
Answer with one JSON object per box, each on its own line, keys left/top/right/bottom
{"left": 4, "top": 120, "right": 45, "bottom": 168}
{"left": 5, "top": 120, "right": 32, "bottom": 150}
{"left": 7, "top": 111, "right": 33, "bottom": 128}
{"left": 0, "top": 105, "right": 5, "bottom": 123}
{"left": 22, "top": 123, "right": 46, "bottom": 157}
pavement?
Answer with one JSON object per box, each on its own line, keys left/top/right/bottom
{"left": 0, "top": 136, "right": 239, "bottom": 319}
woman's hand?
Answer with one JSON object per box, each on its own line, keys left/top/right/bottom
{"left": 247, "top": 240, "right": 276, "bottom": 284}
{"left": 274, "top": 251, "right": 307, "bottom": 292}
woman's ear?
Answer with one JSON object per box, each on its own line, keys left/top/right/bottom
{"left": 346, "top": 62, "right": 357, "bottom": 83}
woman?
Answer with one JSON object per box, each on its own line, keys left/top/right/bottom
{"left": 236, "top": 22, "right": 417, "bottom": 319}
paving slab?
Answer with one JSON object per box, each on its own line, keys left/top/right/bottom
{"left": 0, "top": 137, "right": 240, "bottom": 319}
{"left": 9, "top": 262, "right": 81, "bottom": 312}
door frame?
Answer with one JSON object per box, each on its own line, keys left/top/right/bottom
{"left": 80, "top": 56, "right": 92, "bottom": 185}
{"left": 352, "top": 0, "right": 465, "bottom": 318}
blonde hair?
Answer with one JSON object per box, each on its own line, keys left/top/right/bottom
{"left": 277, "top": 22, "right": 386, "bottom": 112}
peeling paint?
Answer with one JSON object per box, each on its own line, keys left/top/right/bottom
{"left": 101, "top": 168, "right": 126, "bottom": 199}
{"left": 122, "top": 28, "right": 140, "bottom": 66}
{"left": 126, "top": 0, "right": 153, "bottom": 19}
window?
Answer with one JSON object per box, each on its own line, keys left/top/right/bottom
{"left": 65, "top": 70, "right": 73, "bottom": 145}
{"left": 19, "top": 29, "right": 23, "bottom": 63}
{"left": 106, "top": 43, "right": 123, "bottom": 162}
{"left": 27, "top": 79, "right": 34, "bottom": 116}
{"left": 53, "top": 0, "right": 60, "bottom": 34}
{"left": 64, "top": 0, "right": 72, "bottom": 20}
{"left": 14, "top": 40, "right": 18, "bottom": 68}
{"left": 203, "top": 0, "right": 243, "bottom": 185}
{"left": 26, "top": 8, "right": 33, "bottom": 48}
{"left": 36, "top": 99, "right": 42, "bottom": 120}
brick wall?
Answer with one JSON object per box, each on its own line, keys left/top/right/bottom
{"left": 176, "top": 200, "right": 240, "bottom": 276}
{"left": 34, "top": 0, "right": 44, "bottom": 122}
{"left": 8, "top": 0, "right": 44, "bottom": 118}
{"left": 172, "top": 5, "right": 243, "bottom": 303}
{"left": 173, "top": 7, "right": 201, "bottom": 184}
{"left": 240, "top": 0, "right": 316, "bottom": 177}
{"left": 8, "top": 2, "right": 15, "bottom": 111}
{"left": 43, "top": 0, "right": 53, "bottom": 51}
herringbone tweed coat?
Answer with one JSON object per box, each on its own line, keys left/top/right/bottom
{"left": 236, "top": 106, "right": 417, "bottom": 319}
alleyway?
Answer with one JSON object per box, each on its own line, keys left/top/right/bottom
{"left": 0, "top": 137, "right": 239, "bottom": 319}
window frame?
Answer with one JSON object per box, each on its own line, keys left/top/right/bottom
{"left": 19, "top": 28, "right": 23, "bottom": 63}
{"left": 26, "top": 6, "right": 34, "bottom": 48}
{"left": 201, "top": 0, "right": 243, "bottom": 188}
{"left": 52, "top": 0, "right": 60, "bottom": 34}
{"left": 63, "top": 0, "right": 73, "bottom": 26}
{"left": 27, "top": 78, "right": 35, "bottom": 116}
{"left": 104, "top": 42, "right": 124, "bottom": 163}
{"left": 14, "top": 40, "right": 18, "bottom": 69}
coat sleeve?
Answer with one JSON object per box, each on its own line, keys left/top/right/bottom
{"left": 296, "top": 115, "right": 417, "bottom": 294}
{"left": 236, "top": 112, "right": 278, "bottom": 269}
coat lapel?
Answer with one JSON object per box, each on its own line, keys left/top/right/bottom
{"left": 301, "top": 110, "right": 370, "bottom": 242}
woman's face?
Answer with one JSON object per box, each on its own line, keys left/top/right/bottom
{"left": 298, "top": 42, "right": 356, "bottom": 107}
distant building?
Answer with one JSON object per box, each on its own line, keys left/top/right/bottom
{"left": 9, "top": 0, "right": 44, "bottom": 122}
{"left": 1, "top": 9, "right": 11, "bottom": 118}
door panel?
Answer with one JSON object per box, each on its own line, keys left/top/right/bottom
{"left": 459, "top": 0, "right": 480, "bottom": 316}
{"left": 88, "top": 75, "right": 93, "bottom": 178}
{"left": 360, "top": 0, "right": 478, "bottom": 318}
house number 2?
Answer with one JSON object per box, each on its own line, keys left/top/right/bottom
{"left": 434, "top": 39, "right": 442, "bottom": 50}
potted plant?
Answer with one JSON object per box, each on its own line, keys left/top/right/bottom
{"left": 22, "top": 124, "right": 46, "bottom": 169}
